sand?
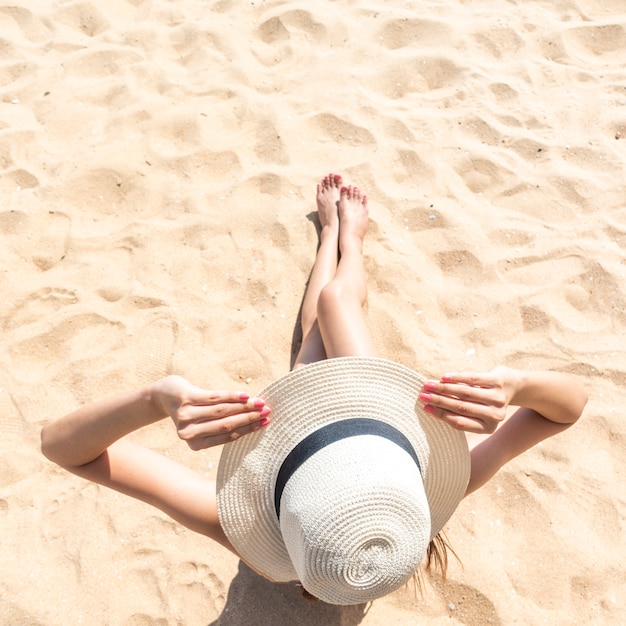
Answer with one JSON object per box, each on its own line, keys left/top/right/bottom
{"left": 1, "top": 0, "right": 625, "bottom": 624}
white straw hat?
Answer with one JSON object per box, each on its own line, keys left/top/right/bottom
{"left": 217, "top": 357, "right": 470, "bottom": 605}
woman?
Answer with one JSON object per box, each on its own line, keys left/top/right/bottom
{"left": 41, "top": 174, "right": 587, "bottom": 604}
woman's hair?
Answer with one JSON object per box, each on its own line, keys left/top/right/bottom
{"left": 414, "top": 531, "right": 458, "bottom": 593}
{"left": 299, "top": 532, "right": 457, "bottom": 602}
{"left": 425, "top": 531, "right": 455, "bottom": 577}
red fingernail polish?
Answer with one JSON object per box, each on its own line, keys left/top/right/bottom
{"left": 259, "top": 406, "right": 271, "bottom": 417}
{"left": 418, "top": 392, "right": 431, "bottom": 402}
{"left": 423, "top": 405, "right": 435, "bottom": 414}
{"left": 259, "top": 416, "right": 271, "bottom": 427}
{"left": 423, "top": 382, "right": 437, "bottom": 392}
{"left": 239, "top": 393, "right": 250, "bottom": 401}
{"left": 441, "top": 375, "right": 453, "bottom": 382}
{"left": 253, "top": 399, "right": 265, "bottom": 409}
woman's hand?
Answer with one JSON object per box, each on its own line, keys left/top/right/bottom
{"left": 150, "top": 375, "right": 271, "bottom": 450}
{"left": 418, "top": 366, "right": 520, "bottom": 434}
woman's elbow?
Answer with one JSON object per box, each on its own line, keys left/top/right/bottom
{"left": 40, "top": 423, "right": 66, "bottom": 466}
{"left": 568, "top": 384, "right": 589, "bottom": 425}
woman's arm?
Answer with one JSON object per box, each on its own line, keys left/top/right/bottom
{"left": 40, "top": 376, "right": 271, "bottom": 548}
{"left": 418, "top": 366, "right": 588, "bottom": 495}
{"left": 41, "top": 375, "right": 271, "bottom": 467}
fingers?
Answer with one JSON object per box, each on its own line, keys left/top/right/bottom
{"left": 175, "top": 393, "right": 272, "bottom": 449}
{"left": 418, "top": 376, "right": 507, "bottom": 435}
{"left": 181, "top": 406, "right": 272, "bottom": 450}
{"left": 420, "top": 401, "right": 500, "bottom": 434}
{"left": 422, "top": 379, "right": 504, "bottom": 406}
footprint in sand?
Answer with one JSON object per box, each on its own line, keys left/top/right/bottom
{"left": 560, "top": 23, "right": 626, "bottom": 61}
{"left": 170, "top": 150, "right": 241, "bottom": 184}
{"left": 489, "top": 82, "right": 519, "bottom": 102}
{"left": 52, "top": 1, "right": 110, "bottom": 37}
{"left": 378, "top": 17, "right": 454, "bottom": 50}
{"left": 435, "top": 249, "right": 485, "bottom": 281}
{"left": 519, "top": 304, "right": 551, "bottom": 332}
{"left": 374, "top": 55, "right": 465, "bottom": 98}
{"left": 472, "top": 25, "right": 525, "bottom": 60}
{"left": 254, "top": 119, "right": 288, "bottom": 166}
{"left": 564, "top": 260, "right": 626, "bottom": 326}
{"left": 257, "top": 16, "right": 290, "bottom": 45}
{"left": 9, "top": 312, "right": 124, "bottom": 387}
{"left": 391, "top": 149, "right": 435, "bottom": 184}
{"left": 309, "top": 113, "right": 375, "bottom": 146}
{"left": 402, "top": 206, "right": 447, "bottom": 232}
{"left": 4, "top": 287, "right": 78, "bottom": 332}
{"left": 0, "top": 5, "right": 49, "bottom": 41}
{"left": 0, "top": 168, "right": 39, "bottom": 191}
{"left": 0, "top": 208, "right": 70, "bottom": 271}
{"left": 252, "top": 8, "right": 342, "bottom": 69}
{"left": 147, "top": 112, "right": 204, "bottom": 157}
{"left": 454, "top": 155, "right": 508, "bottom": 195}
{"left": 257, "top": 9, "right": 327, "bottom": 45}
{"left": 62, "top": 46, "right": 143, "bottom": 79}
{"left": 170, "top": 561, "right": 227, "bottom": 620}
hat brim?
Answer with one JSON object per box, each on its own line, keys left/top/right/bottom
{"left": 217, "top": 357, "right": 470, "bottom": 582}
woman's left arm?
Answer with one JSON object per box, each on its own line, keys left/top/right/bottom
{"left": 418, "top": 367, "right": 588, "bottom": 495}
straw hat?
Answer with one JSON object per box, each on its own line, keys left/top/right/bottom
{"left": 217, "top": 357, "right": 470, "bottom": 605}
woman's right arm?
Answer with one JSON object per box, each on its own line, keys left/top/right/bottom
{"left": 40, "top": 376, "right": 271, "bottom": 547}
{"left": 41, "top": 375, "right": 270, "bottom": 468}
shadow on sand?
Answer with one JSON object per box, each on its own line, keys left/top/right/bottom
{"left": 208, "top": 561, "right": 370, "bottom": 626}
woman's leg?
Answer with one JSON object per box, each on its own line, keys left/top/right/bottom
{"left": 316, "top": 185, "right": 377, "bottom": 358}
{"left": 293, "top": 174, "right": 342, "bottom": 368}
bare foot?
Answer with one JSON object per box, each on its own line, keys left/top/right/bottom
{"left": 316, "top": 173, "right": 342, "bottom": 231}
{"left": 338, "top": 185, "right": 368, "bottom": 249}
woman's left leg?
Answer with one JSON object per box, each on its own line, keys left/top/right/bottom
{"left": 293, "top": 174, "right": 342, "bottom": 368}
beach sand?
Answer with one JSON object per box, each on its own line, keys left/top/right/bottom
{"left": 1, "top": 0, "right": 625, "bottom": 624}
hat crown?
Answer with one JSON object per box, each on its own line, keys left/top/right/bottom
{"left": 279, "top": 435, "right": 430, "bottom": 604}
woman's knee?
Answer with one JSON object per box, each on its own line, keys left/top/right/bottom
{"left": 317, "top": 280, "right": 360, "bottom": 317}
{"left": 317, "top": 280, "right": 344, "bottom": 317}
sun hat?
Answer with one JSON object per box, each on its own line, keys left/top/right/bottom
{"left": 216, "top": 356, "right": 470, "bottom": 605}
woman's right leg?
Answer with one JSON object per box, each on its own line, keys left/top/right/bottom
{"left": 316, "top": 185, "right": 378, "bottom": 358}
